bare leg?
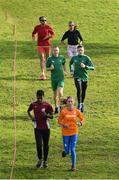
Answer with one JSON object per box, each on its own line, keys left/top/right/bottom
{"left": 57, "top": 87, "right": 64, "bottom": 107}
{"left": 38, "top": 53, "right": 46, "bottom": 75}
{"left": 53, "top": 90, "right": 58, "bottom": 108}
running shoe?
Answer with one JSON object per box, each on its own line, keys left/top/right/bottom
{"left": 71, "top": 165, "right": 76, "bottom": 171}
{"left": 39, "top": 74, "right": 46, "bottom": 80}
{"left": 36, "top": 159, "right": 43, "bottom": 168}
{"left": 62, "top": 151, "right": 66, "bottom": 157}
{"left": 43, "top": 161, "right": 48, "bottom": 168}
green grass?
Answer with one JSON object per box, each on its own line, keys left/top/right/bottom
{"left": 0, "top": 0, "right": 119, "bottom": 179}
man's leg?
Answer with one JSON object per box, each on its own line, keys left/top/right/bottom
{"left": 42, "top": 129, "right": 50, "bottom": 167}
{"left": 53, "top": 90, "right": 60, "bottom": 114}
{"left": 52, "top": 81, "right": 60, "bottom": 113}
{"left": 45, "top": 46, "right": 51, "bottom": 61}
{"left": 57, "top": 86, "right": 64, "bottom": 110}
{"left": 37, "top": 46, "right": 46, "bottom": 80}
{"left": 34, "top": 129, "right": 43, "bottom": 167}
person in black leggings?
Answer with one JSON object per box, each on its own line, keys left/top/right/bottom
{"left": 70, "top": 45, "right": 94, "bottom": 112}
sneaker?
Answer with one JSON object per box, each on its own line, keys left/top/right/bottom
{"left": 71, "top": 165, "right": 76, "bottom": 171}
{"left": 77, "top": 103, "right": 80, "bottom": 110}
{"left": 39, "top": 74, "right": 46, "bottom": 80}
{"left": 62, "top": 151, "right": 66, "bottom": 157}
{"left": 80, "top": 103, "right": 84, "bottom": 112}
{"left": 36, "top": 159, "right": 43, "bottom": 168}
{"left": 54, "top": 107, "right": 59, "bottom": 114}
{"left": 43, "top": 161, "right": 48, "bottom": 168}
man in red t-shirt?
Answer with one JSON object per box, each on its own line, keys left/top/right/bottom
{"left": 32, "top": 16, "right": 55, "bottom": 80}
{"left": 27, "top": 90, "right": 53, "bottom": 168}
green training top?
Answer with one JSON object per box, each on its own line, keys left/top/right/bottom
{"left": 70, "top": 54, "right": 94, "bottom": 81}
{"left": 46, "top": 55, "right": 66, "bottom": 81}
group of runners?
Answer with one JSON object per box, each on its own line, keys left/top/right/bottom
{"left": 28, "top": 16, "right": 94, "bottom": 171}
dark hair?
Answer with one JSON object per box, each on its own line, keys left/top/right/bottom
{"left": 39, "top": 16, "right": 46, "bottom": 21}
{"left": 77, "top": 45, "right": 84, "bottom": 49}
{"left": 36, "top": 90, "right": 44, "bottom": 96}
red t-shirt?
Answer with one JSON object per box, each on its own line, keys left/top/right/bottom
{"left": 32, "top": 24, "right": 55, "bottom": 46}
{"left": 28, "top": 101, "right": 53, "bottom": 129}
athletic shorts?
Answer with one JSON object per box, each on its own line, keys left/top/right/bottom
{"left": 37, "top": 46, "right": 51, "bottom": 55}
{"left": 51, "top": 80, "right": 64, "bottom": 91}
{"left": 67, "top": 45, "right": 78, "bottom": 59}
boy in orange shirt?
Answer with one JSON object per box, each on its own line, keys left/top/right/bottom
{"left": 58, "top": 96, "right": 84, "bottom": 171}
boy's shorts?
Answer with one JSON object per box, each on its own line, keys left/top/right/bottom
{"left": 37, "top": 46, "right": 51, "bottom": 55}
{"left": 51, "top": 80, "right": 64, "bottom": 91}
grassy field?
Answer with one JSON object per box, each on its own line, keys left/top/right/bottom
{"left": 0, "top": 0, "right": 119, "bottom": 179}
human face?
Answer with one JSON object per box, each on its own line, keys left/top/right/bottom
{"left": 78, "top": 47, "right": 84, "bottom": 55}
{"left": 37, "top": 95, "right": 43, "bottom": 103}
{"left": 53, "top": 47, "right": 59, "bottom": 57}
{"left": 67, "top": 97, "right": 74, "bottom": 109}
{"left": 69, "top": 23, "right": 75, "bottom": 30}
{"left": 40, "top": 18, "right": 47, "bottom": 25}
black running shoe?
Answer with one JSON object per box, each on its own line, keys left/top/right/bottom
{"left": 54, "top": 107, "right": 59, "bottom": 114}
{"left": 36, "top": 159, "right": 43, "bottom": 168}
{"left": 43, "top": 161, "right": 48, "bottom": 168}
{"left": 62, "top": 151, "right": 66, "bottom": 157}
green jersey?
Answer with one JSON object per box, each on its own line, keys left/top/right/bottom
{"left": 70, "top": 54, "right": 94, "bottom": 81}
{"left": 46, "top": 55, "right": 66, "bottom": 81}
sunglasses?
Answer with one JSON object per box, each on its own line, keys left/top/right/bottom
{"left": 40, "top": 19, "right": 47, "bottom": 22}
{"left": 69, "top": 24, "right": 74, "bottom": 26}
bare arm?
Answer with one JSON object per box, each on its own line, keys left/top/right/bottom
{"left": 27, "top": 109, "right": 34, "bottom": 121}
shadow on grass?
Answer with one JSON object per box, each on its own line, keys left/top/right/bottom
{"left": 0, "top": 75, "right": 51, "bottom": 81}
{"left": 0, "top": 40, "right": 119, "bottom": 60}
{"left": 0, "top": 115, "right": 28, "bottom": 121}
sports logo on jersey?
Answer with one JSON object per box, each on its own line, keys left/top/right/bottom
{"left": 34, "top": 105, "right": 37, "bottom": 109}
{"left": 41, "top": 108, "right": 45, "bottom": 112}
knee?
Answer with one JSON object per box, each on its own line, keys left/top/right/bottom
{"left": 44, "top": 144, "right": 49, "bottom": 150}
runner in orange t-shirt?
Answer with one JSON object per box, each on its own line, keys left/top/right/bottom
{"left": 58, "top": 96, "right": 84, "bottom": 171}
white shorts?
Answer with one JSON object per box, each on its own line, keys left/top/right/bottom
{"left": 67, "top": 45, "right": 78, "bottom": 60}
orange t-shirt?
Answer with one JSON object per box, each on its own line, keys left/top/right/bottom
{"left": 58, "top": 107, "right": 84, "bottom": 136}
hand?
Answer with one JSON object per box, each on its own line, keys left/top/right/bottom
{"left": 62, "top": 124, "right": 69, "bottom": 128}
{"left": 43, "top": 35, "right": 51, "bottom": 40}
{"left": 77, "top": 122, "right": 82, "bottom": 127}
{"left": 61, "top": 41, "right": 65, "bottom": 45}
{"left": 80, "top": 62, "right": 86, "bottom": 68}
{"left": 64, "top": 71, "right": 67, "bottom": 76}
{"left": 79, "top": 41, "right": 83, "bottom": 45}
{"left": 50, "top": 64, "right": 54, "bottom": 70}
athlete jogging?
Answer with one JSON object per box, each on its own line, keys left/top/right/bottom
{"left": 61, "top": 21, "right": 83, "bottom": 60}
{"left": 32, "top": 16, "right": 55, "bottom": 80}
{"left": 58, "top": 96, "right": 84, "bottom": 171}
{"left": 70, "top": 45, "right": 94, "bottom": 112}
{"left": 46, "top": 46, "right": 67, "bottom": 114}
{"left": 27, "top": 90, "right": 53, "bottom": 168}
